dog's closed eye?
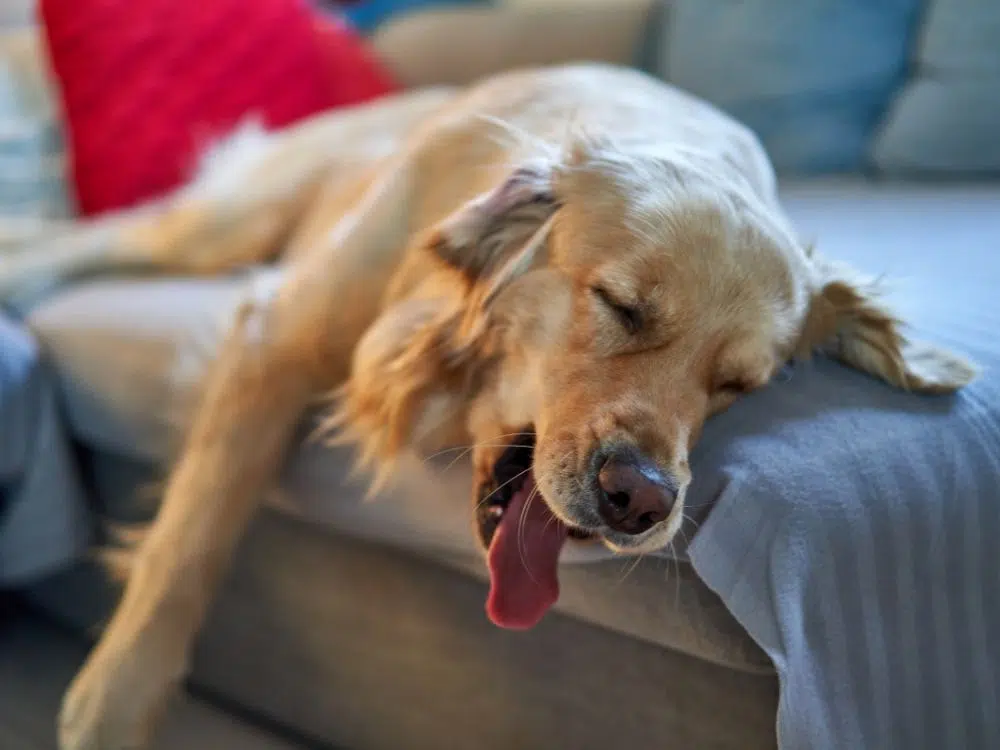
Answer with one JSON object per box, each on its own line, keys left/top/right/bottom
{"left": 592, "top": 285, "right": 642, "bottom": 334}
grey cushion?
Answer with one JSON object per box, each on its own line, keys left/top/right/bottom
{"left": 194, "top": 512, "right": 778, "bottom": 750}
{"left": 29, "top": 276, "right": 248, "bottom": 462}
{"left": 30, "top": 509, "right": 780, "bottom": 750}
{"left": 874, "top": 0, "right": 1000, "bottom": 175}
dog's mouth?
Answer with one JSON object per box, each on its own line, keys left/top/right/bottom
{"left": 475, "top": 429, "right": 590, "bottom": 630}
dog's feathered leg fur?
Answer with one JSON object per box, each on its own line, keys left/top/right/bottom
{"left": 57, "top": 146, "right": 420, "bottom": 750}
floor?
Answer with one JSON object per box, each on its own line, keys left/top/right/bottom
{"left": 0, "top": 600, "right": 306, "bottom": 750}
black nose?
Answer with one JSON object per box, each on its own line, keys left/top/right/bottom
{"left": 597, "top": 450, "right": 675, "bottom": 536}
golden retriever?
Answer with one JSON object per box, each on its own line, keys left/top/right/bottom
{"left": 16, "top": 64, "right": 972, "bottom": 750}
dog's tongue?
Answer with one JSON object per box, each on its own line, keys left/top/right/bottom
{"left": 486, "top": 474, "right": 568, "bottom": 630}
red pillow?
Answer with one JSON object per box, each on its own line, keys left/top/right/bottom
{"left": 41, "top": 0, "right": 398, "bottom": 215}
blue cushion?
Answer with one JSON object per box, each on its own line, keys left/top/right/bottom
{"left": 659, "top": 0, "right": 921, "bottom": 173}
{"left": 683, "top": 181, "right": 1000, "bottom": 538}
{"left": 0, "top": 312, "right": 91, "bottom": 583}
{"left": 685, "top": 182, "right": 1000, "bottom": 750}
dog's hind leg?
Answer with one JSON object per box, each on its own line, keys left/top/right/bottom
{"left": 57, "top": 152, "right": 420, "bottom": 750}
{"left": 0, "top": 130, "right": 319, "bottom": 311}
{"left": 0, "top": 89, "right": 453, "bottom": 311}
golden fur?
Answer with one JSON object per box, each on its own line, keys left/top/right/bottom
{"left": 13, "top": 65, "right": 972, "bottom": 750}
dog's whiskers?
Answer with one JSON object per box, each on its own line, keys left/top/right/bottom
{"left": 474, "top": 465, "right": 533, "bottom": 513}
{"left": 516, "top": 483, "right": 542, "bottom": 586}
{"left": 423, "top": 438, "right": 532, "bottom": 463}
{"left": 671, "top": 541, "right": 684, "bottom": 611}
{"left": 418, "top": 431, "right": 532, "bottom": 473}
{"left": 615, "top": 551, "right": 646, "bottom": 587}
{"left": 540, "top": 513, "right": 560, "bottom": 536}
{"left": 439, "top": 443, "right": 532, "bottom": 474}
{"left": 433, "top": 437, "right": 533, "bottom": 473}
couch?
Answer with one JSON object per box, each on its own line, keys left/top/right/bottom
{"left": 5, "top": 2, "right": 999, "bottom": 749}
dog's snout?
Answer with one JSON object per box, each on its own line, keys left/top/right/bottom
{"left": 596, "top": 451, "right": 675, "bottom": 536}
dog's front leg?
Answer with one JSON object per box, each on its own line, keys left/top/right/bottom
{"left": 58, "top": 157, "right": 418, "bottom": 750}
{"left": 60, "top": 301, "right": 312, "bottom": 750}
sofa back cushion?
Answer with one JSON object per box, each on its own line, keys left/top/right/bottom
{"left": 654, "top": 0, "right": 921, "bottom": 174}
{"left": 873, "top": 0, "right": 1000, "bottom": 176}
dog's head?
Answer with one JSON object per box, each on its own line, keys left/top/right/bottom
{"left": 332, "top": 136, "right": 976, "bottom": 628}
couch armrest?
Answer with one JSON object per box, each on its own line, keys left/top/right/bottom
{"left": 372, "top": 1, "right": 656, "bottom": 88}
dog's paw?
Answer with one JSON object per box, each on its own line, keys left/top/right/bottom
{"left": 59, "top": 631, "right": 183, "bottom": 750}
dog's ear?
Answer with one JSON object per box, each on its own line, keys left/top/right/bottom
{"left": 799, "top": 255, "right": 977, "bottom": 393}
{"left": 426, "top": 163, "right": 558, "bottom": 283}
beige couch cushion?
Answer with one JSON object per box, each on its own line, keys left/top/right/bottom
{"left": 372, "top": 2, "right": 654, "bottom": 88}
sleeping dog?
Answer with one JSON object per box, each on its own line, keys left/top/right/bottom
{"left": 29, "top": 64, "right": 973, "bottom": 750}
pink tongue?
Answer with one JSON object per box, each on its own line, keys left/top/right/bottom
{"left": 486, "top": 475, "right": 569, "bottom": 630}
